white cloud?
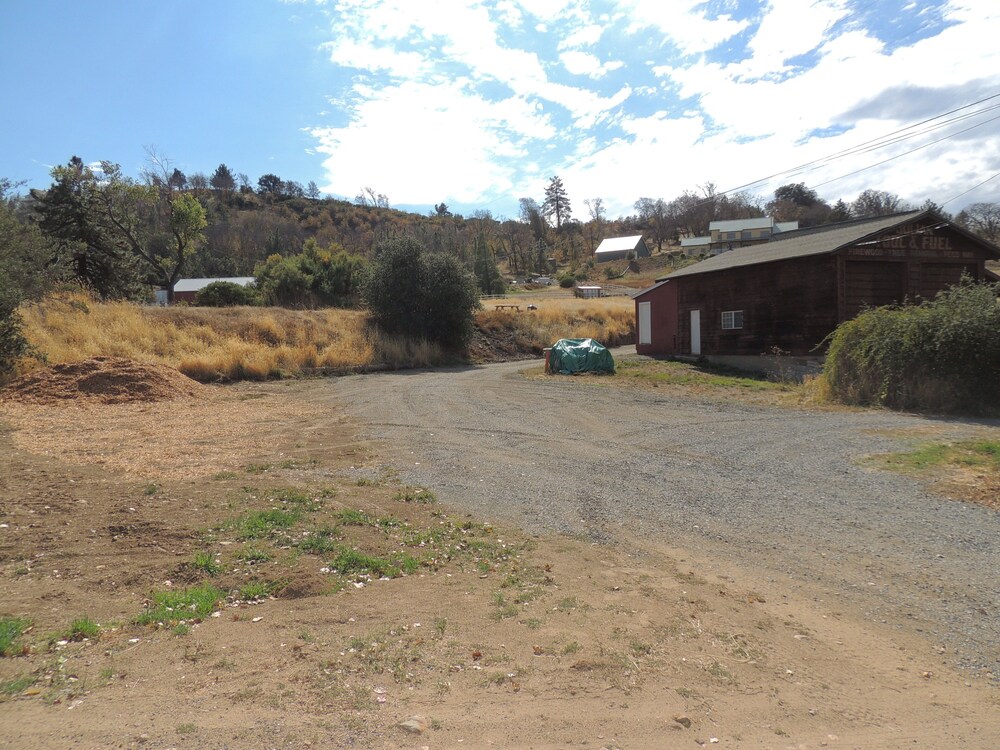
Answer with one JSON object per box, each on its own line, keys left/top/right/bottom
{"left": 311, "top": 79, "right": 554, "bottom": 204}
{"left": 560, "top": 50, "right": 624, "bottom": 78}
{"left": 303, "top": 0, "right": 1000, "bottom": 216}
{"left": 621, "top": 0, "right": 752, "bottom": 55}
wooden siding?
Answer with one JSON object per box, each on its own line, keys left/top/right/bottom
{"left": 648, "top": 215, "right": 998, "bottom": 359}
{"left": 634, "top": 281, "right": 678, "bottom": 355}
{"left": 676, "top": 256, "right": 839, "bottom": 356}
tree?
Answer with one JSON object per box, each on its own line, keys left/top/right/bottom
{"left": 91, "top": 159, "right": 207, "bottom": 301}
{"left": 188, "top": 172, "right": 209, "bottom": 193}
{"left": 31, "top": 157, "right": 146, "bottom": 299}
{"left": 542, "top": 175, "right": 571, "bottom": 229}
{"left": 306, "top": 181, "right": 321, "bottom": 200}
{"left": 210, "top": 163, "right": 236, "bottom": 195}
{"left": 1, "top": 179, "right": 64, "bottom": 379}
{"left": 168, "top": 169, "right": 188, "bottom": 191}
{"left": 955, "top": 202, "right": 1000, "bottom": 243}
{"left": 355, "top": 187, "right": 389, "bottom": 208}
{"left": 518, "top": 197, "right": 547, "bottom": 243}
{"left": 634, "top": 197, "right": 669, "bottom": 249}
{"left": 258, "top": 173, "right": 284, "bottom": 195}
{"left": 768, "top": 183, "right": 830, "bottom": 226}
{"left": 471, "top": 231, "right": 506, "bottom": 294}
{"left": 434, "top": 202, "right": 452, "bottom": 217}
{"left": 851, "top": 189, "right": 908, "bottom": 218}
{"left": 828, "top": 199, "right": 852, "bottom": 223}
{"left": 361, "top": 235, "right": 479, "bottom": 348}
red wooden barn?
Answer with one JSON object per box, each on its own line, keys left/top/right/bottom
{"left": 634, "top": 210, "right": 1000, "bottom": 371}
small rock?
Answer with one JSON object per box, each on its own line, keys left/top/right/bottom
{"left": 674, "top": 715, "right": 692, "bottom": 728}
{"left": 398, "top": 716, "right": 429, "bottom": 734}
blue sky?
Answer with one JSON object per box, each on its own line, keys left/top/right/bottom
{"left": 2, "top": 0, "right": 999, "bottom": 220}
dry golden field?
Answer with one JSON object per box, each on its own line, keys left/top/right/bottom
{"left": 17, "top": 292, "right": 635, "bottom": 381}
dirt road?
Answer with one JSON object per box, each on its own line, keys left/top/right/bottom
{"left": 326, "top": 354, "right": 1000, "bottom": 678}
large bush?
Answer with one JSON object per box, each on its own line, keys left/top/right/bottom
{"left": 195, "top": 281, "right": 260, "bottom": 307}
{"left": 254, "top": 239, "right": 367, "bottom": 307}
{"left": 824, "top": 279, "right": 1000, "bottom": 413}
{"left": 362, "top": 236, "right": 480, "bottom": 349}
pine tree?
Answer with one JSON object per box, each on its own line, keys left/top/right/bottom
{"left": 542, "top": 175, "right": 571, "bottom": 229}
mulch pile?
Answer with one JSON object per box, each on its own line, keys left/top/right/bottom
{"left": 1, "top": 357, "right": 205, "bottom": 405}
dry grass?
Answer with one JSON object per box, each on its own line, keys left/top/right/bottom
{"left": 19, "top": 292, "right": 377, "bottom": 381}
{"left": 17, "top": 292, "right": 633, "bottom": 381}
{"left": 475, "top": 297, "right": 635, "bottom": 351}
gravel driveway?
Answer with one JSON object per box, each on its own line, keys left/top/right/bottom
{"left": 323, "top": 353, "right": 1000, "bottom": 678}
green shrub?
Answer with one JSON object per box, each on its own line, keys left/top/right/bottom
{"left": 824, "top": 279, "right": 1000, "bottom": 413}
{"left": 558, "top": 273, "right": 575, "bottom": 288}
{"left": 195, "top": 281, "right": 259, "bottom": 307}
{"left": 136, "top": 585, "right": 225, "bottom": 626}
{"left": 0, "top": 617, "right": 30, "bottom": 656}
{"left": 361, "top": 235, "right": 480, "bottom": 349}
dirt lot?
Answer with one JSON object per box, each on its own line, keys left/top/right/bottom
{"left": 1, "top": 357, "right": 999, "bottom": 749}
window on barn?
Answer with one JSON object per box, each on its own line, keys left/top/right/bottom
{"left": 741, "top": 230, "right": 752, "bottom": 240}
{"left": 721, "top": 310, "right": 743, "bottom": 330}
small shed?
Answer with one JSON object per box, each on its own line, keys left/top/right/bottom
{"left": 594, "top": 235, "right": 651, "bottom": 262}
{"left": 171, "top": 277, "right": 256, "bottom": 303}
{"left": 575, "top": 285, "right": 603, "bottom": 298}
{"left": 634, "top": 210, "right": 1000, "bottom": 370}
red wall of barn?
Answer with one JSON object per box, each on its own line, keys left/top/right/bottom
{"left": 634, "top": 281, "right": 677, "bottom": 355}
{"left": 676, "top": 255, "right": 840, "bottom": 357}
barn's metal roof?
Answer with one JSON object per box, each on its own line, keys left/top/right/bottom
{"left": 173, "top": 277, "right": 255, "bottom": 292}
{"left": 595, "top": 235, "right": 645, "bottom": 254}
{"left": 709, "top": 217, "right": 799, "bottom": 233}
{"left": 658, "top": 212, "right": 928, "bottom": 280}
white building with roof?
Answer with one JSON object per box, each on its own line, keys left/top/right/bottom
{"left": 594, "top": 235, "right": 650, "bottom": 262}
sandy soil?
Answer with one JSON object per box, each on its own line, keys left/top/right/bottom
{"left": 0, "top": 361, "right": 998, "bottom": 749}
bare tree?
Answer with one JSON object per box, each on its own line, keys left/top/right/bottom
{"left": 956, "top": 202, "right": 1000, "bottom": 243}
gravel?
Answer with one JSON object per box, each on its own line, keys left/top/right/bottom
{"left": 322, "top": 353, "right": 1000, "bottom": 678}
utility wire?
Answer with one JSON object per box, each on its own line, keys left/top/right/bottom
{"left": 940, "top": 170, "right": 1000, "bottom": 208}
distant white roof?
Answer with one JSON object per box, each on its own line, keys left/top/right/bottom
{"left": 594, "top": 235, "right": 645, "bottom": 254}
{"left": 173, "top": 277, "right": 255, "bottom": 293}
{"left": 709, "top": 217, "right": 799, "bottom": 233}
{"left": 680, "top": 236, "right": 710, "bottom": 247}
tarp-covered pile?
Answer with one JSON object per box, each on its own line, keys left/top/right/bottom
{"left": 546, "top": 338, "right": 615, "bottom": 375}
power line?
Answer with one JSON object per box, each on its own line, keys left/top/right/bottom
{"left": 940, "top": 170, "right": 1000, "bottom": 208}
{"left": 718, "top": 93, "right": 1000, "bottom": 198}
{"left": 810, "top": 111, "right": 1000, "bottom": 190}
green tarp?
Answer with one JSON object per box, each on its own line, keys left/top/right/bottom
{"left": 547, "top": 338, "right": 615, "bottom": 375}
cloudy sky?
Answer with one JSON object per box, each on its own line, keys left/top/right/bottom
{"left": 3, "top": 0, "right": 999, "bottom": 219}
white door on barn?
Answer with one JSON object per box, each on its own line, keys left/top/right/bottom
{"left": 638, "top": 302, "right": 651, "bottom": 345}
{"left": 690, "top": 310, "right": 701, "bottom": 355}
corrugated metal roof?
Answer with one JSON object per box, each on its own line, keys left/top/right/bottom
{"left": 681, "top": 236, "right": 710, "bottom": 247}
{"left": 174, "top": 277, "right": 256, "bottom": 292}
{"left": 709, "top": 217, "right": 776, "bottom": 232}
{"left": 595, "top": 235, "right": 644, "bottom": 254}
{"left": 658, "top": 212, "right": 926, "bottom": 280}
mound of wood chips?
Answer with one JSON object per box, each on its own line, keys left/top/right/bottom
{"left": 2, "top": 357, "right": 204, "bottom": 405}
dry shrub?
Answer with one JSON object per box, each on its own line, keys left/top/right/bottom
{"left": 375, "top": 332, "right": 447, "bottom": 369}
